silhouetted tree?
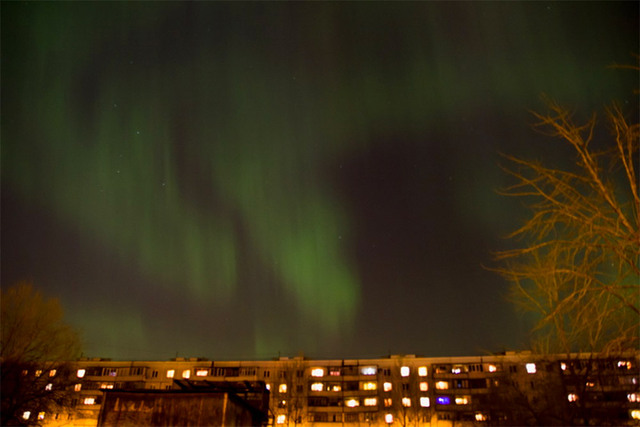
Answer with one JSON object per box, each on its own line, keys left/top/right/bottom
{"left": 1, "top": 282, "right": 82, "bottom": 425}
{"left": 494, "top": 68, "right": 639, "bottom": 355}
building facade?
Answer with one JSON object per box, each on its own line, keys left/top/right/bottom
{"left": 22, "top": 351, "right": 640, "bottom": 426}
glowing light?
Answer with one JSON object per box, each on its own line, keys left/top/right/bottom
{"left": 49, "top": 370, "right": 57, "bottom": 377}
{"left": 418, "top": 366, "right": 427, "bottom": 376}
{"left": 567, "top": 393, "right": 578, "bottom": 402}
{"left": 455, "top": 396, "right": 470, "bottom": 405}
{"left": 628, "top": 393, "right": 638, "bottom": 403}
{"left": 618, "top": 360, "right": 631, "bottom": 369}
{"left": 265, "top": 384, "right": 271, "bottom": 391}
{"left": 400, "top": 366, "right": 410, "bottom": 377}
{"left": 475, "top": 413, "right": 487, "bottom": 421}
{"left": 402, "top": 397, "right": 411, "bottom": 407}
{"left": 182, "top": 370, "right": 190, "bottom": 379}
{"left": 452, "top": 366, "right": 462, "bottom": 374}
{"left": 196, "top": 369, "right": 208, "bottom": 377}
{"left": 329, "top": 368, "right": 341, "bottom": 376}
{"left": 311, "top": 382, "right": 323, "bottom": 392}
{"left": 435, "top": 381, "right": 449, "bottom": 390}
{"left": 631, "top": 410, "right": 640, "bottom": 420}
{"left": 279, "top": 383, "right": 287, "bottom": 393}
{"left": 330, "top": 384, "right": 341, "bottom": 392}
{"left": 560, "top": 362, "right": 567, "bottom": 371}
{"left": 361, "top": 366, "right": 376, "bottom": 375}
{"left": 585, "top": 381, "right": 595, "bottom": 388}
{"left": 35, "top": 370, "right": 43, "bottom": 377}
{"left": 419, "top": 381, "right": 428, "bottom": 391}
{"left": 77, "top": 369, "right": 86, "bottom": 378}
{"left": 38, "top": 412, "right": 45, "bottom": 420}
{"left": 22, "top": 412, "right": 31, "bottom": 420}
{"left": 362, "top": 381, "right": 377, "bottom": 390}
{"left": 166, "top": 369, "right": 175, "bottom": 378}
{"left": 345, "top": 398, "right": 359, "bottom": 407}
{"left": 383, "top": 382, "right": 392, "bottom": 392}
{"left": 74, "top": 384, "right": 82, "bottom": 391}
{"left": 384, "top": 398, "right": 392, "bottom": 407}
{"left": 488, "top": 364, "right": 497, "bottom": 372}
{"left": 437, "top": 396, "right": 450, "bottom": 405}
{"left": 311, "top": 368, "right": 325, "bottom": 377}
{"left": 364, "top": 397, "right": 377, "bottom": 406}
{"left": 385, "top": 414, "right": 393, "bottom": 424}
{"left": 100, "top": 383, "right": 114, "bottom": 389}
{"left": 420, "top": 397, "right": 430, "bottom": 407}
{"left": 276, "top": 414, "right": 286, "bottom": 424}
{"left": 525, "top": 363, "right": 536, "bottom": 374}
{"left": 83, "top": 397, "right": 96, "bottom": 405}
{"left": 45, "top": 383, "right": 53, "bottom": 391}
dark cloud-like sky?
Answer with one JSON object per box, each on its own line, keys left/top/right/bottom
{"left": 2, "top": 2, "right": 637, "bottom": 360}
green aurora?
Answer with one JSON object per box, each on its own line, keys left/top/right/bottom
{"left": 2, "top": 2, "right": 637, "bottom": 359}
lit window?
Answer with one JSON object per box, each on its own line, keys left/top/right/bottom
{"left": 525, "top": 363, "right": 536, "bottom": 374}
{"left": 279, "top": 384, "right": 287, "bottom": 393}
{"left": 383, "top": 382, "right": 392, "bottom": 392}
{"left": 475, "top": 413, "right": 487, "bottom": 421}
{"left": 83, "top": 397, "right": 96, "bottom": 405}
{"left": 311, "top": 382, "right": 323, "bottom": 392}
{"left": 100, "top": 383, "right": 114, "bottom": 389}
{"left": 265, "top": 384, "right": 271, "bottom": 391}
{"left": 330, "top": 384, "right": 341, "bottom": 392}
{"left": 196, "top": 369, "right": 208, "bottom": 377}
{"left": 384, "top": 398, "right": 392, "bottom": 407}
{"left": 77, "top": 369, "right": 86, "bottom": 378}
{"left": 400, "top": 366, "right": 410, "bottom": 377}
{"left": 455, "top": 396, "right": 469, "bottom": 405}
{"left": 419, "top": 382, "right": 428, "bottom": 391}
{"left": 182, "top": 370, "right": 190, "bottom": 379}
{"left": 402, "top": 397, "right": 411, "bottom": 407}
{"left": 585, "top": 380, "right": 595, "bottom": 388}
{"left": 22, "top": 411, "right": 31, "bottom": 420}
{"left": 276, "top": 414, "right": 286, "bottom": 424}
{"left": 361, "top": 366, "right": 377, "bottom": 375}
{"left": 418, "top": 366, "right": 427, "bottom": 376}
{"left": 451, "top": 366, "right": 462, "bottom": 374}
{"left": 420, "top": 397, "right": 430, "bottom": 407}
{"left": 385, "top": 413, "right": 393, "bottom": 424}
{"left": 560, "top": 362, "right": 567, "bottom": 371}
{"left": 435, "top": 381, "right": 449, "bottom": 390}
{"left": 35, "top": 370, "right": 43, "bottom": 377}
{"left": 49, "top": 369, "right": 57, "bottom": 377}
{"left": 166, "top": 370, "right": 175, "bottom": 378}
{"left": 74, "top": 383, "right": 82, "bottom": 392}
{"left": 329, "top": 368, "right": 341, "bottom": 376}
{"left": 45, "top": 383, "right": 53, "bottom": 391}
{"left": 362, "top": 381, "right": 377, "bottom": 390}
{"left": 311, "top": 368, "right": 325, "bottom": 377}
{"left": 631, "top": 410, "right": 640, "bottom": 420}
{"left": 38, "top": 412, "right": 45, "bottom": 420}
{"left": 345, "top": 398, "right": 359, "bottom": 407}
{"left": 628, "top": 393, "right": 638, "bottom": 403}
{"left": 567, "top": 393, "right": 578, "bottom": 402}
{"left": 488, "top": 364, "right": 497, "bottom": 373}
{"left": 364, "top": 397, "right": 377, "bottom": 406}
{"left": 618, "top": 360, "right": 631, "bottom": 369}
{"left": 436, "top": 396, "right": 450, "bottom": 405}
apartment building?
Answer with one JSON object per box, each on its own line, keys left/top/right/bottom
{"left": 22, "top": 351, "right": 640, "bottom": 426}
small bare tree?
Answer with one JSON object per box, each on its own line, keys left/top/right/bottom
{"left": 1, "top": 282, "right": 82, "bottom": 426}
{"left": 494, "top": 72, "right": 639, "bottom": 354}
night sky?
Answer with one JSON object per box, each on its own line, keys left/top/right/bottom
{"left": 2, "top": 2, "right": 638, "bottom": 361}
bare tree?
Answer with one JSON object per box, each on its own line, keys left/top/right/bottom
{"left": 1, "top": 282, "right": 82, "bottom": 425}
{"left": 494, "top": 74, "right": 639, "bottom": 354}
